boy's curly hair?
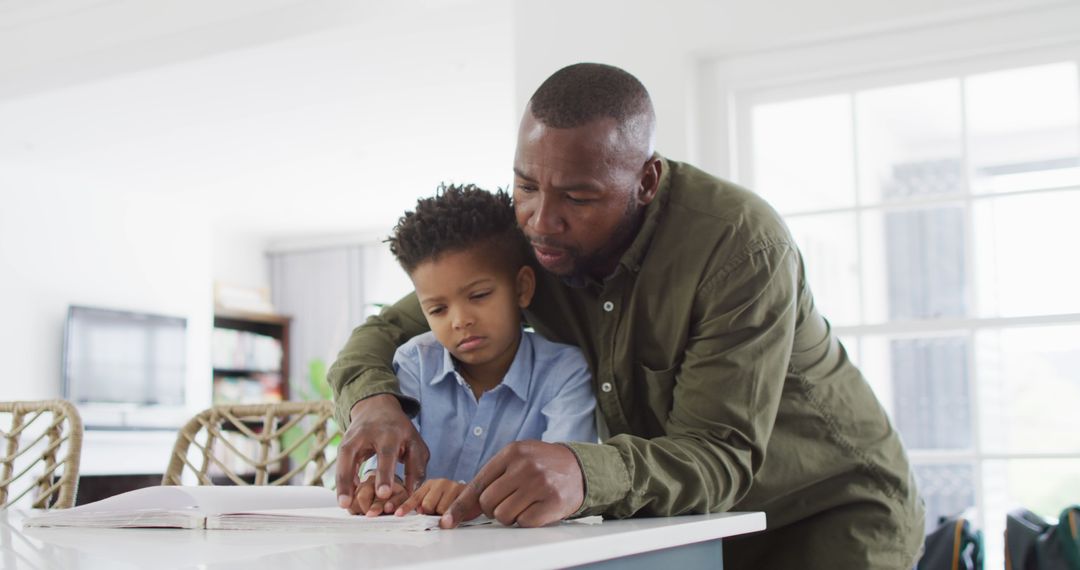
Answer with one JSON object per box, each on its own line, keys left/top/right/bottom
{"left": 388, "top": 184, "right": 529, "bottom": 275}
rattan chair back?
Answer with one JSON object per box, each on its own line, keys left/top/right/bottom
{"left": 0, "top": 400, "right": 83, "bottom": 509}
{"left": 163, "top": 401, "right": 338, "bottom": 487}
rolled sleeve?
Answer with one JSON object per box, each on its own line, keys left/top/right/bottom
{"left": 562, "top": 442, "right": 632, "bottom": 517}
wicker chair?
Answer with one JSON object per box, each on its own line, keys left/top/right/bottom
{"left": 162, "top": 401, "right": 339, "bottom": 487}
{"left": 0, "top": 400, "right": 83, "bottom": 510}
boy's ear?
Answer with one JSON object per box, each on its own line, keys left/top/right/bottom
{"left": 516, "top": 265, "right": 536, "bottom": 308}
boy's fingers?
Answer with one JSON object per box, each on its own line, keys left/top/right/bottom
{"left": 435, "top": 486, "right": 459, "bottom": 515}
{"left": 395, "top": 486, "right": 428, "bottom": 516}
{"left": 353, "top": 482, "right": 375, "bottom": 515}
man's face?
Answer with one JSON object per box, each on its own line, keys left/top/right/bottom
{"left": 513, "top": 113, "right": 655, "bottom": 280}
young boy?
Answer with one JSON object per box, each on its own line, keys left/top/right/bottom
{"left": 353, "top": 184, "right": 597, "bottom": 517}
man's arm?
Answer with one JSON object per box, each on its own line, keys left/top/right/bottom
{"left": 442, "top": 242, "right": 800, "bottom": 525}
{"left": 566, "top": 242, "right": 800, "bottom": 517}
{"left": 329, "top": 292, "right": 432, "bottom": 509}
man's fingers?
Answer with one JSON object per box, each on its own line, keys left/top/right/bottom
{"left": 335, "top": 440, "right": 368, "bottom": 508}
{"left": 373, "top": 444, "right": 399, "bottom": 500}
{"left": 515, "top": 500, "right": 559, "bottom": 528}
{"left": 402, "top": 438, "right": 430, "bottom": 494}
{"left": 441, "top": 457, "right": 507, "bottom": 528}
{"left": 491, "top": 489, "right": 539, "bottom": 527}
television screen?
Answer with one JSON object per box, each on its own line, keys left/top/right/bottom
{"left": 62, "top": 306, "right": 187, "bottom": 406}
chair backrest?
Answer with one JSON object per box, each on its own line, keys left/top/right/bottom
{"left": 163, "top": 401, "right": 339, "bottom": 487}
{"left": 0, "top": 400, "right": 83, "bottom": 510}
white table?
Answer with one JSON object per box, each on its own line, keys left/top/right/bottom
{"left": 1, "top": 509, "right": 765, "bottom": 569}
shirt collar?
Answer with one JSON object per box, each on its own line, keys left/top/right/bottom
{"left": 428, "top": 330, "right": 533, "bottom": 402}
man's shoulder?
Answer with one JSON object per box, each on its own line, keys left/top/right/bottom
{"left": 657, "top": 159, "right": 795, "bottom": 257}
{"left": 664, "top": 159, "right": 787, "bottom": 233}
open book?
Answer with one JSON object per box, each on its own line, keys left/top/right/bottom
{"left": 23, "top": 486, "right": 442, "bottom": 531}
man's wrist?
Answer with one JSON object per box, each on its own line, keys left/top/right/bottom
{"left": 350, "top": 393, "right": 403, "bottom": 422}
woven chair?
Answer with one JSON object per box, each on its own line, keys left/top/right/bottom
{"left": 1, "top": 400, "right": 83, "bottom": 510}
{"left": 163, "top": 401, "right": 339, "bottom": 487}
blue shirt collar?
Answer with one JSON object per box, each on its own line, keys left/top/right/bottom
{"left": 429, "top": 329, "right": 533, "bottom": 402}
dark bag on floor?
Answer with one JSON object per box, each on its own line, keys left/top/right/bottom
{"left": 1006, "top": 506, "right": 1080, "bottom": 570}
{"left": 917, "top": 515, "right": 984, "bottom": 570}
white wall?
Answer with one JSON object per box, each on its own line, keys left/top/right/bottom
{"left": 0, "top": 181, "right": 213, "bottom": 402}
{"left": 0, "top": 0, "right": 515, "bottom": 402}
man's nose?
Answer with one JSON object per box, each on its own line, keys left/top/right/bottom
{"left": 528, "top": 193, "right": 565, "bottom": 234}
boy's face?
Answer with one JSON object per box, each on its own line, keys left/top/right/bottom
{"left": 410, "top": 247, "right": 535, "bottom": 369}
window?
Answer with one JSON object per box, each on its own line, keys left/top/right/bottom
{"left": 737, "top": 56, "right": 1080, "bottom": 564}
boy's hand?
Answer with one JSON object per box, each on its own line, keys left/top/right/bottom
{"left": 395, "top": 478, "right": 465, "bottom": 516}
{"left": 354, "top": 473, "right": 409, "bottom": 517}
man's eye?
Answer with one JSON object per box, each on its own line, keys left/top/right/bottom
{"left": 567, "top": 196, "right": 591, "bottom": 205}
{"left": 516, "top": 184, "right": 538, "bottom": 193}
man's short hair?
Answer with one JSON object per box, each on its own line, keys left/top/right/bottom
{"left": 528, "top": 62, "right": 653, "bottom": 129}
{"left": 388, "top": 184, "right": 529, "bottom": 275}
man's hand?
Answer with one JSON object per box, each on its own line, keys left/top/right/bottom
{"left": 335, "top": 394, "right": 430, "bottom": 514}
{"left": 354, "top": 474, "right": 409, "bottom": 517}
{"left": 394, "top": 478, "right": 465, "bottom": 516}
{"left": 440, "top": 440, "right": 584, "bottom": 529}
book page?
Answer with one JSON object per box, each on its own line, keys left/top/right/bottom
{"left": 207, "top": 508, "right": 442, "bottom": 531}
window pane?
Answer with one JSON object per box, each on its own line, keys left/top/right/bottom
{"left": 981, "top": 458, "right": 1080, "bottom": 570}
{"left": 862, "top": 206, "right": 967, "bottom": 323}
{"left": 913, "top": 463, "right": 976, "bottom": 531}
{"left": 751, "top": 94, "right": 855, "bottom": 213}
{"left": 974, "top": 191, "right": 1080, "bottom": 317}
{"left": 861, "top": 335, "right": 972, "bottom": 450}
{"left": 976, "top": 325, "right": 1080, "bottom": 454}
{"left": 785, "top": 213, "right": 860, "bottom": 325}
{"left": 967, "top": 62, "right": 1080, "bottom": 194}
{"left": 856, "top": 79, "right": 964, "bottom": 204}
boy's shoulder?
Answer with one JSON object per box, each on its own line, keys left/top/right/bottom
{"left": 522, "top": 330, "right": 588, "bottom": 374}
{"left": 394, "top": 331, "right": 447, "bottom": 360}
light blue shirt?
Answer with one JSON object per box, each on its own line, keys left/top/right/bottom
{"left": 389, "top": 329, "right": 597, "bottom": 483}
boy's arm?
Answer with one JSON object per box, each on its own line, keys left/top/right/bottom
{"left": 329, "top": 292, "right": 431, "bottom": 509}
{"left": 539, "top": 351, "right": 599, "bottom": 444}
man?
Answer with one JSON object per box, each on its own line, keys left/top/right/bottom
{"left": 330, "top": 63, "right": 925, "bottom": 568}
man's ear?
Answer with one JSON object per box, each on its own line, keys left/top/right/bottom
{"left": 637, "top": 156, "right": 662, "bottom": 206}
{"left": 516, "top": 265, "right": 536, "bottom": 308}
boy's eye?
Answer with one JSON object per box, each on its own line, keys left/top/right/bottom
{"left": 470, "top": 291, "right": 492, "bottom": 301}
{"left": 427, "top": 307, "right": 445, "bottom": 316}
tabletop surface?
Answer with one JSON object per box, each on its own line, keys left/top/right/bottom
{"left": 1, "top": 509, "right": 766, "bottom": 570}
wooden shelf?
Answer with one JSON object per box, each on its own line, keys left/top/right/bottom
{"left": 212, "top": 311, "right": 291, "bottom": 404}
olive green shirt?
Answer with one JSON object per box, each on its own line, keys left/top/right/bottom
{"left": 329, "top": 158, "right": 925, "bottom": 567}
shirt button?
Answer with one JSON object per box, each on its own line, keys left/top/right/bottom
{"left": 457, "top": 480, "right": 466, "bottom": 485}
{"left": 603, "top": 301, "right": 614, "bottom": 312}
{"left": 600, "top": 382, "right": 613, "bottom": 393}
{"left": 472, "top": 426, "right": 483, "bottom": 437}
